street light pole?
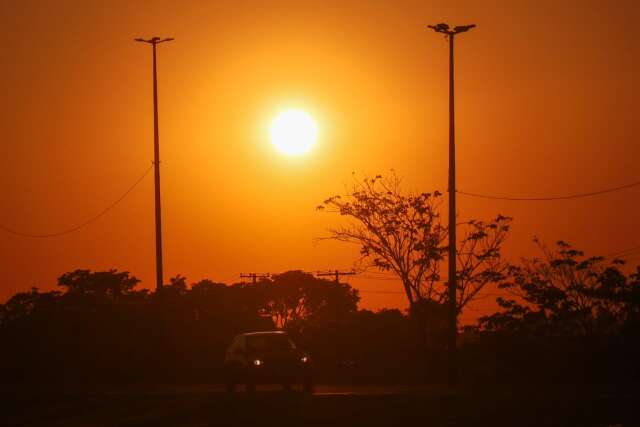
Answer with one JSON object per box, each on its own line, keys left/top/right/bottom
{"left": 135, "top": 36, "right": 174, "bottom": 294}
{"left": 428, "top": 23, "right": 475, "bottom": 384}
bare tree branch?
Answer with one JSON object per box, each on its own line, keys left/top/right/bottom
{"left": 318, "top": 172, "right": 512, "bottom": 313}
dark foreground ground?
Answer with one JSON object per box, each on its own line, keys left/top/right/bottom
{"left": 2, "top": 384, "right": 638, "bottom": 427}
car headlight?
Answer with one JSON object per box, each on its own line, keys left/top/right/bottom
{"left": 300, "top": 356, "right": 309, "bottom": 363}
{"left": 252, "top": 359, "right": 263, "bottom": 366}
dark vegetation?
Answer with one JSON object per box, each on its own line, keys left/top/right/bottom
{"left": 2, "top": 173, "right": 638, "bottom": 387}
{"left": 475, "top": 240, "right": 640, "bottom": 384}
{"left": 2, "top": 243, "right": 640, "bottom": 385}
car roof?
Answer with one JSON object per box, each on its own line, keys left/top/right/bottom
{"left": 239, "top": 331, "right": 287, "bottom": 337}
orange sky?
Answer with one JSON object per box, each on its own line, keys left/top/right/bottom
{"left": 1, "top": 0, "right": 639, "bottom": 323}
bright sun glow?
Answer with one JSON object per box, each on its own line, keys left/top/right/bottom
{"left": 269, "top": 109, "right": 318, "bottom": 156}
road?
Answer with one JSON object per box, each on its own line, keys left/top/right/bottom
{"left": 3, "top": 384, "right": 638, "bottom": 426}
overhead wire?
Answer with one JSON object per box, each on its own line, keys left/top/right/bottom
{"left": 0, "top": 164, "right": 154, "bottom": 238}
{"left": 457, "top": 179, "right": 640, "bottom": 201}
{"left": 358, "top": 289, "right": 405, "bottom": 294}
{"left": 605, "top": 245, "right": 640, "bottom": 259}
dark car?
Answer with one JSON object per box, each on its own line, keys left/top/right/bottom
{"left": 223, "top": 331, "right": 313, "bottom": 392}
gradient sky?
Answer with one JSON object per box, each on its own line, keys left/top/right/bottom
{"left": 1, "top": 0, "right": 639, "bottom": 323}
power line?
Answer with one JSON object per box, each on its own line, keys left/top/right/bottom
{"left": 358, "top": 275, "right": 400, "bottom": 281}
{"left": 316, "top": 270, "right": 356, "bottom": 283}
{"left": 358, "top": 274, "right": 450, "bottom": 283}
{"left": 361, "top": 271, "right": 398, "bottom": 278}
{"left": 605, "top": 245, "right": 640, "bottom": 258}
{"left": 358, "top": 289, "right": 404, "bottom": 294}
{"left": 240, "top": 273, "right": 271, "bottom": 285}
{"left": 0, "top": 164, "right": 153, "bottom": 238}
{"left": 457, "top": 179, "right": 640, "bottom": 201}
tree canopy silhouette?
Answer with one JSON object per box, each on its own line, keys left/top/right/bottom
{"left": 58, "top": 269, "right": 140, "bottom": 298}
{"left": 2, "top": 261, "right": 640, "bottom": 384}
{"left": 318, "top": 172, "right": 511, "bottom": 312}
{"left": 479, "top": 239, "right": 640, "bottom": 336}
{"left": 259, "top": 270, "right": 360, "bottom": 330}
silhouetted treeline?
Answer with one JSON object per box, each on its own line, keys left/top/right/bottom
{"left": 2, "top": 246, "right": 640, "bottom": 385}
{"left": 0, "top": 270, "right": 421, "bottom": 384}
{"left": 470, "top": 241, "right": 640, "bottom": 383}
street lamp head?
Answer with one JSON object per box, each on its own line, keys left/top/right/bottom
{"left": 453, "top": 24, "right": 476, "bottom": 33}
{"left": 134, "top": 36, "right": 175, "bottom": 45}
{"left": 428, "top": 23, "right": 450, "bottom": 34}
{"left": 428, "top": 23, "right": 476, "bottom": 36}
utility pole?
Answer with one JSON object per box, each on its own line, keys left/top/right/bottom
{"left": 316, "top": 270, "right": 356, "bottom": 284}
{"left": 240, "top": 273, "right": 271, "bottom": 285}
{"left": 135, "top": 36, "right": 174, "bottom": 294}
{"left": 427, "top": 23, "right": 475, "bottom": 385}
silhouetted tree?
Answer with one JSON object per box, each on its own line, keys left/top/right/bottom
{"left": 472, "top": 240, "right": 640, "bottom": 382}
{"left": 260, "top": 270, "right": 360, "bottom": 331}
{"left": 479, "top": 240, "right": 640, "bottom": 336}
{"left": 57, "top": 269, "right": 140, "bottom": 299}
{"left": 409, "top": 298, "right": 448, "bottom": 352}
{"left": 1, "top": 287, "right": 61, "bottom": 324}
{"left": 318, "top": 172, "right": 511, "bottom": 313}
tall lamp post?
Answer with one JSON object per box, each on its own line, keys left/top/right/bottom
{"left": 135, "top": 36, "right": 174, "bottom": 294}
{"left": 428, "top": 23, "right": 475, "bottom": 384}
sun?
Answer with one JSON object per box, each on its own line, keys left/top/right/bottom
{"left": 269, "top": 109, "right": 318, "bottom": 156}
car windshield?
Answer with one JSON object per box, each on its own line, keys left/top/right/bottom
{"left": 246, "top": 334, "right": 296, "bottom": 352}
